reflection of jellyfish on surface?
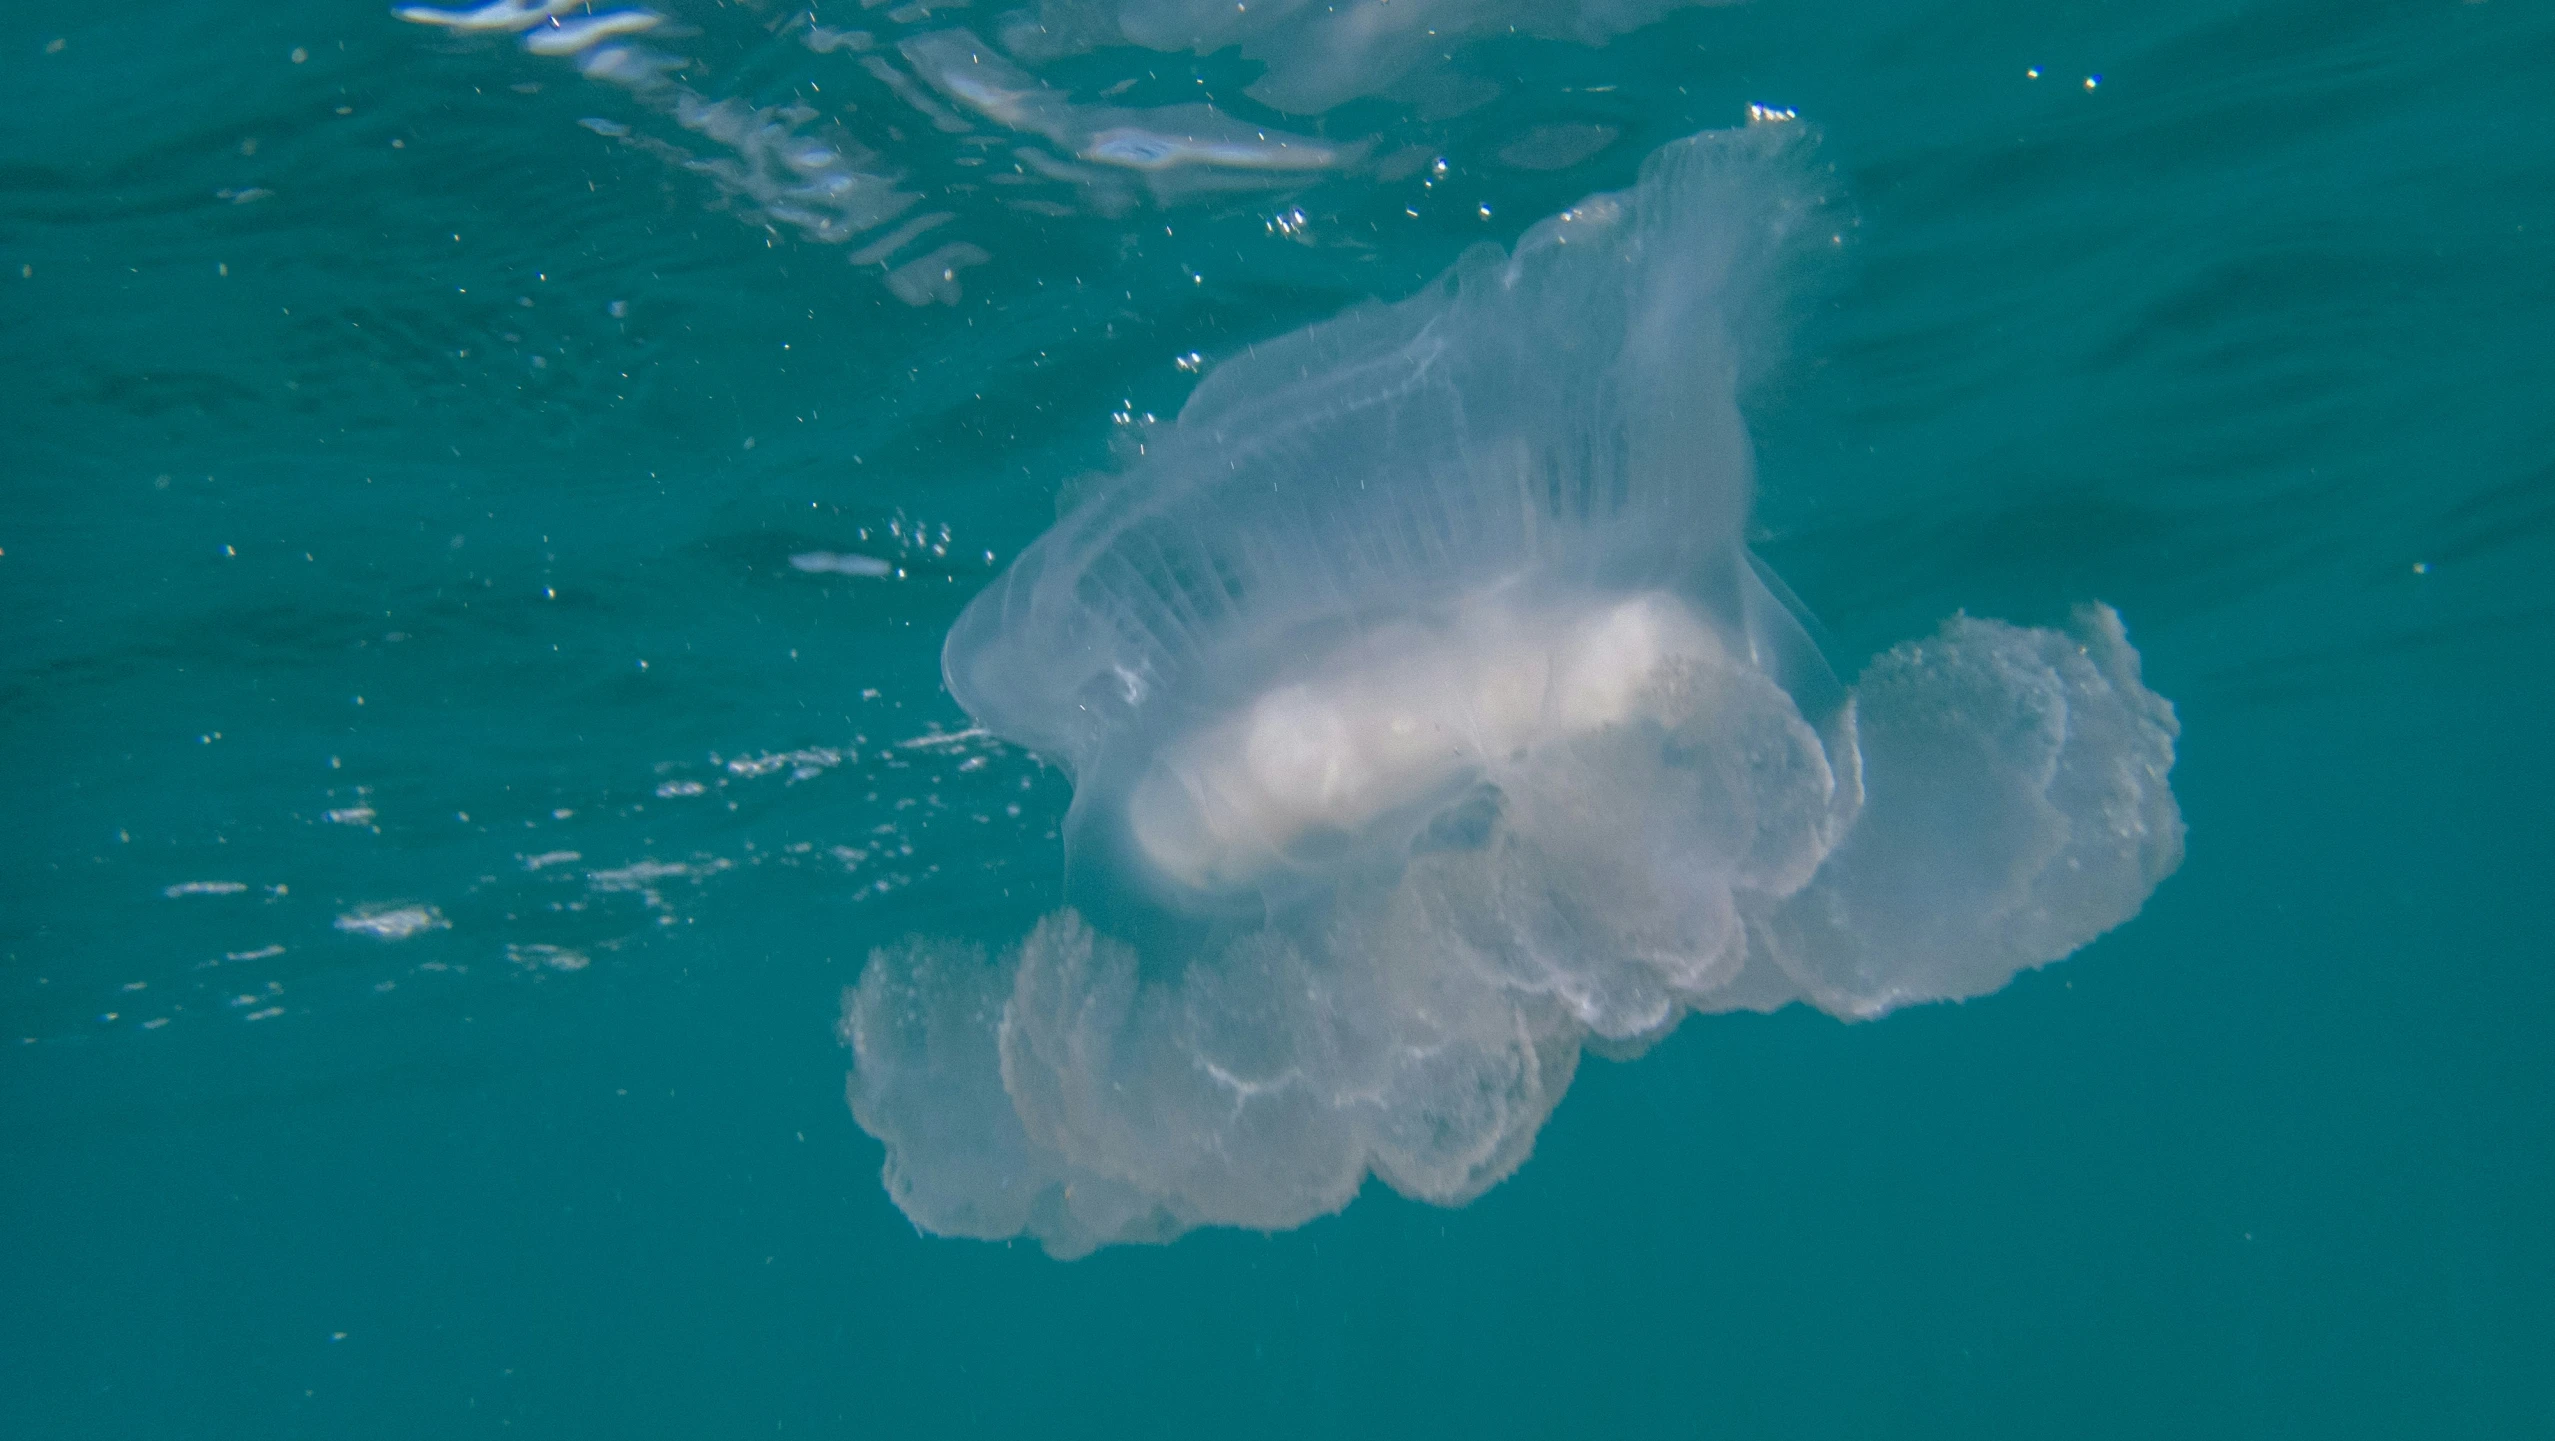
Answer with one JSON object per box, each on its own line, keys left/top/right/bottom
{"left": 842, "top": 120, "right": 2184, "bottom": 1257}
{"left": 393, "top": 1, "right": 1367, "bottom": 301}
{"left": 1002, "top": 0, "right": 1721, "bottom": 113}
{"left": 394, "top": 1, "right": 1746, "bottom": 304}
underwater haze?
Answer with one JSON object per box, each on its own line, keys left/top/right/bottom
{"left": 5, "top": 0, "right": 2552, "bottom": 1436}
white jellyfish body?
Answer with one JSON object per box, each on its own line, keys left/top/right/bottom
{"left": 1121, "top": 589, "right": 1748, "bottom": 894}
{"left": 846, "top": 123, "right": 2184, "bottom": 1258}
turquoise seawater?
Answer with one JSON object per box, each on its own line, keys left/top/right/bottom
{"left": 5, "top": 0, "right": 2551, "bottom": 1433}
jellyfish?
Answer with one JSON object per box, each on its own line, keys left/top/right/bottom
{"left": 842, "top": 121, "right": 2183, "bottom": 1258}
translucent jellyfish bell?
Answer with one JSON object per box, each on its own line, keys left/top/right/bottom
{"left": 849, "top": 122, "right": 2184, "bottom": 1259}
{"left": 944, "top": 125, "right": 1853, "bottom": 913}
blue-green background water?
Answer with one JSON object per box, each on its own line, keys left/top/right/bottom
{"left": 5, "top": 0, "right": 2551, "bottom": 1433}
